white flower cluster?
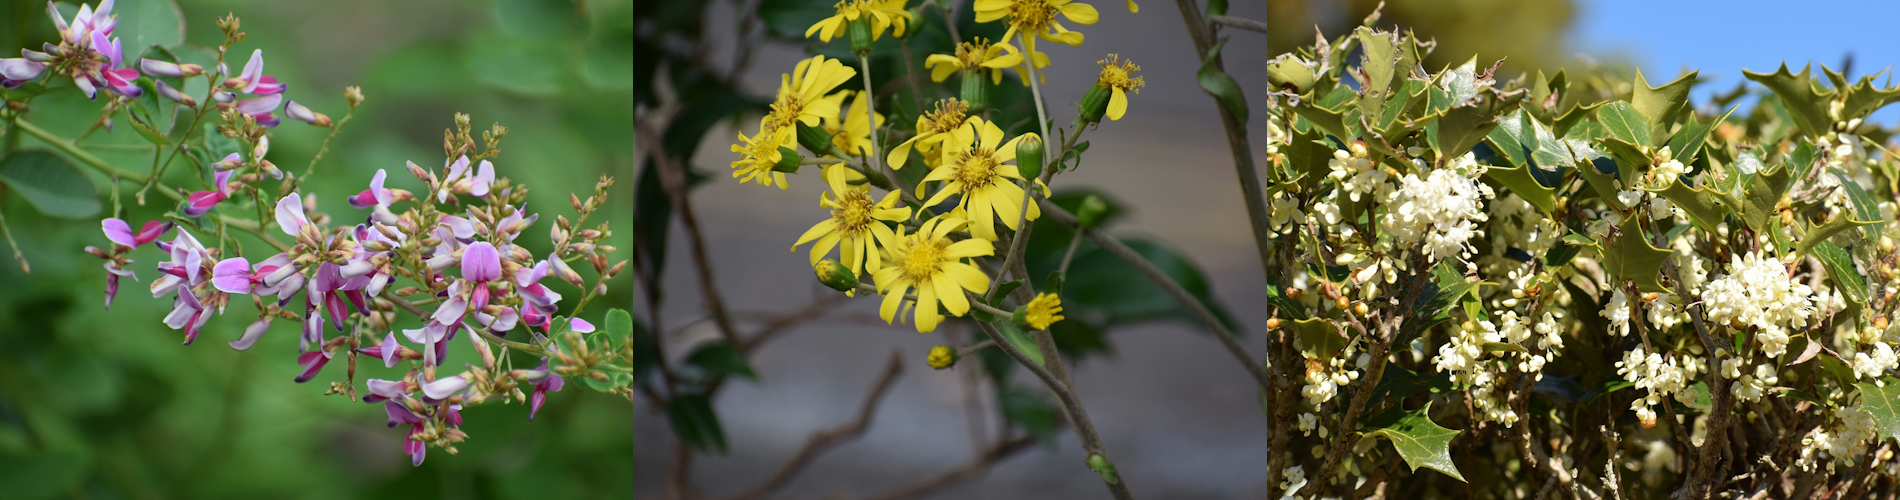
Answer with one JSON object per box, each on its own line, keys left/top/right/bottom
{"left": 1722, "top": 357, "right": 1779, "bottom": 403}
{"left": 1433, "top": 269, "right": 1568, "bottom": 427}
{"left": 1615, "top": 347, "right": 1702, "bottom": 428}
{"left": 1800, "top": 406, "right": 1877, "bottom": 470}
{"left": 1648, "top": 146, "right": 1687, "bottom": 188}
{"left": 1326, "top": 143, "right": 1386, "bottom": 202}
{"left": 1702, "top": 252, "right": 1819, "bottom": 357}
{"left": 1300, "top": 351, "right": 1362, "bottom": 407}
{"left": 1601, "top": 289, "right": 1685, "bottom": 337}
{"left": 1853, "top": 342, "right": 1899, "bottom": 381}
{"left": 1267, "top": 191, "right": 1306, "bottom": 235}
{"left": 1379, "top": 154, "right": 1494, "bottom": 262}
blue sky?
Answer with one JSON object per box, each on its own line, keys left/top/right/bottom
{"left": 1571, "top": 0, "right": 1900, "bottom": 122}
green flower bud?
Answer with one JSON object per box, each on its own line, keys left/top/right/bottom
{"left": 926, "top": 345, "right": 957, "bottom": 370}
{"left": 1075, "top": 194, "right": 1109, "bottom": 229}
{"left": 796, "top": 122, "right": 835, "bottom": 155}
{"left": 772, "top": 146, "right": 803, "bottom": 173}
{"left": 1016, "top": 133, "right": 1044, "bottom": 179}
{"left": 1077, "top": 84, "right": 1112, "bottom": 126}
{"left": 847, "top": 18, "right": 873, "bottom": 55}
{"left": 960, "top": 70, "right": 989, "bottom": 113}
{"left": 814, "top": 259, "right": 857, "bottom": 292}
{"left": 1086, "top": 454, "right": 1120, "bottom": 484}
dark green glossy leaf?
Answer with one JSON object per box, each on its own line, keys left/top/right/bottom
{"left": 1362, "top": 402, "right": 1466, "bottom": 482}
{"left": 1744, "top": 64, "right": 1834, "bottom": 138}
{"left": 667, "top": 393, "right": 728, "bottom": 453}
{"left": 1813, "top": 241, "right": 1869, "bottom": 305}
{"left": 685, "top": 342, "right": 758, "bottom": 381}
{"left": 1856, "top": 377, "right": 1900, "bottom": 442}
{"left": 1196, "top": 37, "right": 1248, "bottom": 123}
{"left": 1601, "top": 213, "right": 1671, "bottom": 292}
{"left": 1595, "top": 101, "right": 1651, "bottom": 147}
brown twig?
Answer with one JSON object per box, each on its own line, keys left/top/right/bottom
{"left": 972, "top": 320, "right": 1133, "bottom": 499}
{"left": 636, "top": 112, "right": 742, "bottom": 346}
{"left": 864, "top": 435, "right": 1037, "bottom": 500}
{"left": 1207, "top": 15, "right": 1271, "bottom": 35}
{"left": 724, "top": 351, "right": 905, "bottom": 500}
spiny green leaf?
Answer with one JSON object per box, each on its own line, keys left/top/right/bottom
{"left": 1738, "top": 160, "right": 1793, "bottom": 232}
{"left": 1814, "top": 241, "right": 1870, "bottom": 305}
{"left": 1293, "top": 318, "right": 1346, "bottom": 359}
{"left": 1430, "top": 87, "right": 1525, "bottom": 159}
{"left": 1632, "top": 70, "right": 1697, "bottom": 146}
{"left": 1596, "top": 101, "right": 1652, "bottom": 147}
{"left": 1484, "top": 164, "right": 1557, "bottom": 214}
{"left": 1796, "top": 217, "right": 1876, "bottom": 257}
{"left": 1744, "top": 64, "right": 1835, "bottom": 138}
{"left": 1362, "top": 402, "right": 1466, "bottom": 482}
{"left": 1826, "top": 66, "right": 1900, "bottom": 123}
{"left": 1353, "top": 27, "right": 1417, "bottom": 122}
{"left": 1647, "top": 180, "right": 1731, "bottom": 233}
{"left": 1855, "top": 377, "right": 1900, "bottom": 442}
{"left": 0, "top": 150, "right": 101, "bottom": 219}
{"left": 1663, "top": 106, "right": 1735, "bottom": 167}
{"left": 1833, "top": 169, "right": 1885, "bottom": 239}
{"left": 1266, "top": 54, "right": 1316, "bottom": 94}
{"left": 1601, "top": 213, "right": 1672, "bottom": 292}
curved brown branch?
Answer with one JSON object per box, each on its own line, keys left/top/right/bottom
{"left": 972, "top": 320, "right": 1133, "bottom": 499}
{"left": 724, "top": 351, "right": 905, "bottom": 500}
{"left": 865, "top": 435, "right": 1037, "bottom": 500}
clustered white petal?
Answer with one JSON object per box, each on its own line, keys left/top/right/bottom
{"left": 1701, "top": 252, "right": 1819, "bottom": 357}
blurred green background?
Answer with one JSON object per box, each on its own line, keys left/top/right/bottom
{"left": 0, "top": 0, "right": 635, "bottom": 498}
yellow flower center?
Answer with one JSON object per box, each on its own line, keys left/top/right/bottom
{"left": 1097, "top": 55, "right": 1143, "bottom": 92}
{"left": 954, "top": 38, "right": 995, "bottom": 70}
{"left": 766, "top": 95, "right": 807, "bottom": 131}
{"left": 898, "top": 233, "right": 951, "bottom": 284}
{"left": 829, "top": 189, "right": 876, "bottom": 234}
{"left": 922, "top": 99, "right": 970, "bottom": 134}
{"left": 1023, "top": 292, "right": 1065, "bottom": 330}
{"left": 952, "top": 147, "right": 1003, "bottom": 189}
{"left": 1006, "top": 0, "right": 1059, "bottom": 33}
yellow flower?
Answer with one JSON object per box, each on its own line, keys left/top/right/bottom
{"left": 874, "top": 215, "right": 993, "bottom": 333}
{"left": 806, "top": 0, "right": 913, "bottom": 42}
{"left": 1097, "top": 54, "right": 1144, "bottom": 120}
{"left": 1021, "top": 292, "right": 1065, "bottom": 330}
{"left": 973, "top": 0, "right": 1099, "bottom": 55}
{"left": 764, "top": 55, "right": 857, "bottom": 133}
{"left": 926, "top": 345, "right": 957, "bottom": 369}
{"left": 922, "top": 117, "right": 1041, "bottom": 240}
{"left": 822, "top": 90, "right": 883, "bottom": 157}
{"left": 887, "top": 98, "right": 972, "bottom": 169}
{"left": 924, "top": 38, "right": 1030, "bottom": 84}
{"left": 794, "top": 164, "right": 912, "bottom": 279}
{"left": 730, "top": 121, "right": 794, "bottom": 189}
{"left": 1126, "top": 0, "right": 1137, "bottom": 12}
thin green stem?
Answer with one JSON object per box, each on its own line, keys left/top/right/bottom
{"left": 0, "top": 188, "right": 25, "bottom": 274}
{"left": 302, "top": 107, "right": 357, "bottom": 180}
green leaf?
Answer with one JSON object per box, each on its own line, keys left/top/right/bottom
{"left": 1833, "top": 169, "right": 1885, "bottom": 239}
{"left": 0, "top": 150, "right": 101, "bottom": 219}
{"left": 1196, "top": 37, "right": 1248, "bottom": 123}
{"left": 493, "top": 0, "right": 583, "bottom": 40}
{"left": 1353, "top": 27, "right": 1417, "bottom": 121}
{"left": 1286, "top": 127, "right": 1337, "bottom": 190}
{"left": 1647, "top": 180, "right": 1731, "bottom": 233}
{"left": 1813, "top": 242, "right": 1870, "bottom": 305}
{"left": 685, "top": 342, "right": 758, "bottom": 381}
{"left": 992, "top": 320, "right": 1043, "bottom": 366}
{"left": 113, "top": 0, "right": 185, "bottom": 53}
{"left": 1431, "top": 58, "right": 1485, "bottom": 113}
{"left": 1663, "top": 106, "right": 1734, "bottom": 166}
{"left": 1293, "top": 318, "right": 1346, "bottom": 359}
{"left": 1601, "top": 213, "right": 1672, "bottom": 292}
{"left": 1796, "top": 217, "right": 1876, "bottom": 257}
{"left": 1828, "top": 66, "right": 1900, "bottom": 122}
{"left": 667, "top": 393, "right": 729, "bottom": 453}
{"left": 1744, "top": 64, "right": 1835, "bottom": 138}
{"left": 1631, "top": 70, "right": 1697, "bottom": 146}
{"left": 999, "top": 387, "right": 1061, "bottom": 446}
{"left": 1288, "top": 96, "right": 1350, "bottom": 142}
{"left": 1265, "top": 54, "right": 1315, "bottom": 94}
{"left": 1362, "top": 402, "right": 1466, "bottom": 482}
{"left": 1595, "top": 101, "right": 1652, "bottom": 147}
{"left": 606, "top": 309, "right": 634, "bottom": 339}
{"left": 1430, "top": 87, "right": 1525, "bottom": 158}
{"left": 1738, "top": 161, "right": 1793, "bottom": 232}
{"left": 1369, "top": 365, "right": 1453, "bottom": 409}
{"left": 1856, "top": 377, "right": 1900, "bottom": 443}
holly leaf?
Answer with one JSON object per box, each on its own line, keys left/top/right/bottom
{"left": 1595, "top": 101, "right": 1652, "bottom": 147}
{"left": 1813, "top": 241, "right": 1869, "bottom": 305}
{"left": 1744, "top": 63, "right": 1834, "bottom": 138}
{"left": 1362, "top": 402, "right": 1466, "bottom": 482}
{"left": 1855, "top": 377, "right": 1900, "bottom": 442}
{"left": 1833, "top": 169, "right": 1885, "bottom": 239}
{"left": 1646, "top": 179, "right": 1731, "bottom": 233}
{"left": 1828, "top": 66, "right": 1900, "bottom": 123}
{"left": 1430, "top": 86, "right": 1525, "bottom": 159}
{"left": 1293, "top": 318, "right": 1346, "bottom": 359}
{"left": 1663, "top": 105, "right": 1735, "bottom": 167}
{"left": 1601, "top": 213, "right": 1672, "bottom": 292}
{"left": 1632, "top": 70, "right": 1697, "bottom": 146}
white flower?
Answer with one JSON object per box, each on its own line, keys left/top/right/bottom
{"left": 1854, "top": 342, "right": 1898, "bottom": 380}
{"left": 1379, "top": 154, "right": 1494, "bottom": 262}
{"left": 1279, "top": 465, "right": 1308, "bottom": 499}
{"left": 1702, "top": 252, "right": 1818, "bottom": 357}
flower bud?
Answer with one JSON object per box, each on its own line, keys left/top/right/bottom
{"left": 345, "top": 86, "right": 365, "bottom": 107}
{"left": 814, "top": 259, "right": 857, "bottom": 292}
{"left": 1077, "top": 84, "right": 1112, "bottom": 126}
{"left": 960, "top": 70, "right": 989, "bottom": 112}
{"left": 772, "top": 146, "right": 803, "bottom": 173}
{"left": 847, "top": 18, "right": 874, "bottom": 55}
{"left": 1086, "top": 454, "right": 1120, "bottom": 484}
{"left": 796, "top": 122, "right": 834, "bottom": 155}
{"left": 926, "top": 345, "right": 957, "bottom": 370}
{"left": 1015, "top": 133, "right": 1044, "bottom": 179}
{"left": 1075, "top": 194, "right": 1109, "bottom": 229}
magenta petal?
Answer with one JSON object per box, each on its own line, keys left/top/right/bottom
{"left": 460, "top": 242, "right": 501, "bottom": 283}
{"left": 214, "top": 169, "right": 235, "bottom": 196}
{"left": 211, "top": 257, "right": 252, "bottom": 294}
{"left": 569, "top": 318, "right": 595, "bottom": 333}
{"left": 102, "top": 218, "right": 137, "bottom": 247}
{"left": 104, "top": 272, "right": 121, "bottom": 309}
{"left": 230, "top": 318, "right": 270, "bottom": 350}
{"left": 234, "top": 93, "right": 282, "bottom": 116}
{"left": 381, "top": 332, "right": 401, "bottom": 367}
{"left": 529, "top": 388, "right": 547, "bottom": 421}
{"left": 440, "top": 216, "right": 475, "bottom": 239}
{"left": 368, "top": 379, "right": 408, "bottom": 401}
{"left": 431, "top": 297, "right": 468, "bottom": 327}
{"left": 294, "top": 350, "right": 333, "bottom": 383}
{"left": 134, "top": 221, "right": 170, "bottom": 246}
{"left": 238, "top": 49, "right": 263, "bottom": 93}
{"left": 182, "top": 191, "right": 223, "bottom": 217}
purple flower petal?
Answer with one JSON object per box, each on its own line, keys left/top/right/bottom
{"left": 470, "top": 160, "right": 495, "bottom": 197}
{"left": 234, "top": 93, "right": 281, "bottom": 116}
{"left": 230, "top": 318, "right": 270, "bottom": 350}
{"left": 569, "top": 318, "right": 595, "bottom": 333}
{"left": 460, "top": 242, "right": 501, "bottom": 283}
{"left": 211, "top": 257, "right": 253, "bottom": 294}
{"left": 102, "top": 218, "right": 137, "bottom": 247}
{"left": 275, "top": 193, "right": 307, "bottom": 236}
{"left": 294, "top": 350, "right": 333, "bottom": 383}
{"left": 238, "top": 49, "right": 263, "bottom": 93}
{"left": 421, "top": 375, "right": 467, "bottom": 400}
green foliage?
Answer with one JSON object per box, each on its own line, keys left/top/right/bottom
{"left": 1360, "top": 403, "right": 1465, "bottom": 482}
{"left": 0, "top": 151, "right": 99, "bottom": 219}
{"left": 1856, "top": 377, "right": 1900, "bottom": 442}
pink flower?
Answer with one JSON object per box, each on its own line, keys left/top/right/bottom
{"left": 515, "top": 260, "right": 562, "bottom": 315}
{"left": 421, "top": 375, "right": 468, "bottom": 400}
{"left": 234, "top": 93, "right": 282, "bottom": 128}
{"left": 404, "top": 423, "right": 428, "bottom": 466}
{"left": 527, "top": 357, "right": 563, "bottom": 421}
{"left": 211, "top": 257, "right": 253, "bottom": 294}
{"left": 101, "top": 218, "right": 170, "bottom": 248}
{"left": 229, "top": 49, "right": 287, "bottom": 95}
{"left": 153, "top": 79, "right": 194, "bottom": 106}
{"left": 293, "top": 349, "right": 333, "bottom": 383}
{"left": 229, "top": 318, "right": 272, "bottom": 350}
{"left": 461, "top": 242, "right": 501, "bottom": 283}
{"left": 276, "top": 193, "right": 308, "bottom": 236}
{"left": 0, "top": 58, "right": 43, "bottom": 88}
{"left": 367, "top": 379, "right": 412, "bottom": 404}
{"left": 468, "top": 160, "right": 495, "bottom": 197}
{"left": 181, "top": 170, "right": 235, "bottom": 217}
{"left": 436, "top": 156, "right": 470, "bottom": 203}
{"left": 284, "top": 100, "right": 331, "bottom": 126}
{"left": 50, "top": 1, "right": 118, "bottom": 47}
{"left": 162, "top": 287, "right": 210, "bottom": 345}
{"left": 354, "top": 332, "right": 407, "bottom": 368}
{"left": 138, "top": 58, "right": 200, "bottom": 78}
{"left": 348, "top": 169, "right": 393, "bottom": 209}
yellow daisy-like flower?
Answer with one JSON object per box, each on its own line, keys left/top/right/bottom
{"left": 874, "top": 215, "right": 993, "bottom": 333}
{"left": 924, "top": 37, "right": 1031, "bottom": 85}
{"left": 973, "top": 0, "right": 1099, "bottom": 55}
{"left": 793, "top": 164, "right": 912, "bottom": 278}
{"left": 822, "top": 90, "right": 884, "bottom": 157}
{"left": 764, "top": 55, "right": 857, "bottom": 132}
{"left": 887, "top": 98, "right": 972, "bottom": 169}
{"left": 1097, "top": 54, "right": 1144, "bottom": 121}
{"left": 730, "top": 121, "right": 795, "bottom": 189}
{"left": 1021, "top": 292, "right": 1065, "bottom": 330}
{"left": 922, "top": 117, "right": 1041, "bottom": 241}
{"left": 806, "top": 0, "right": 913, "bottom": 43}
